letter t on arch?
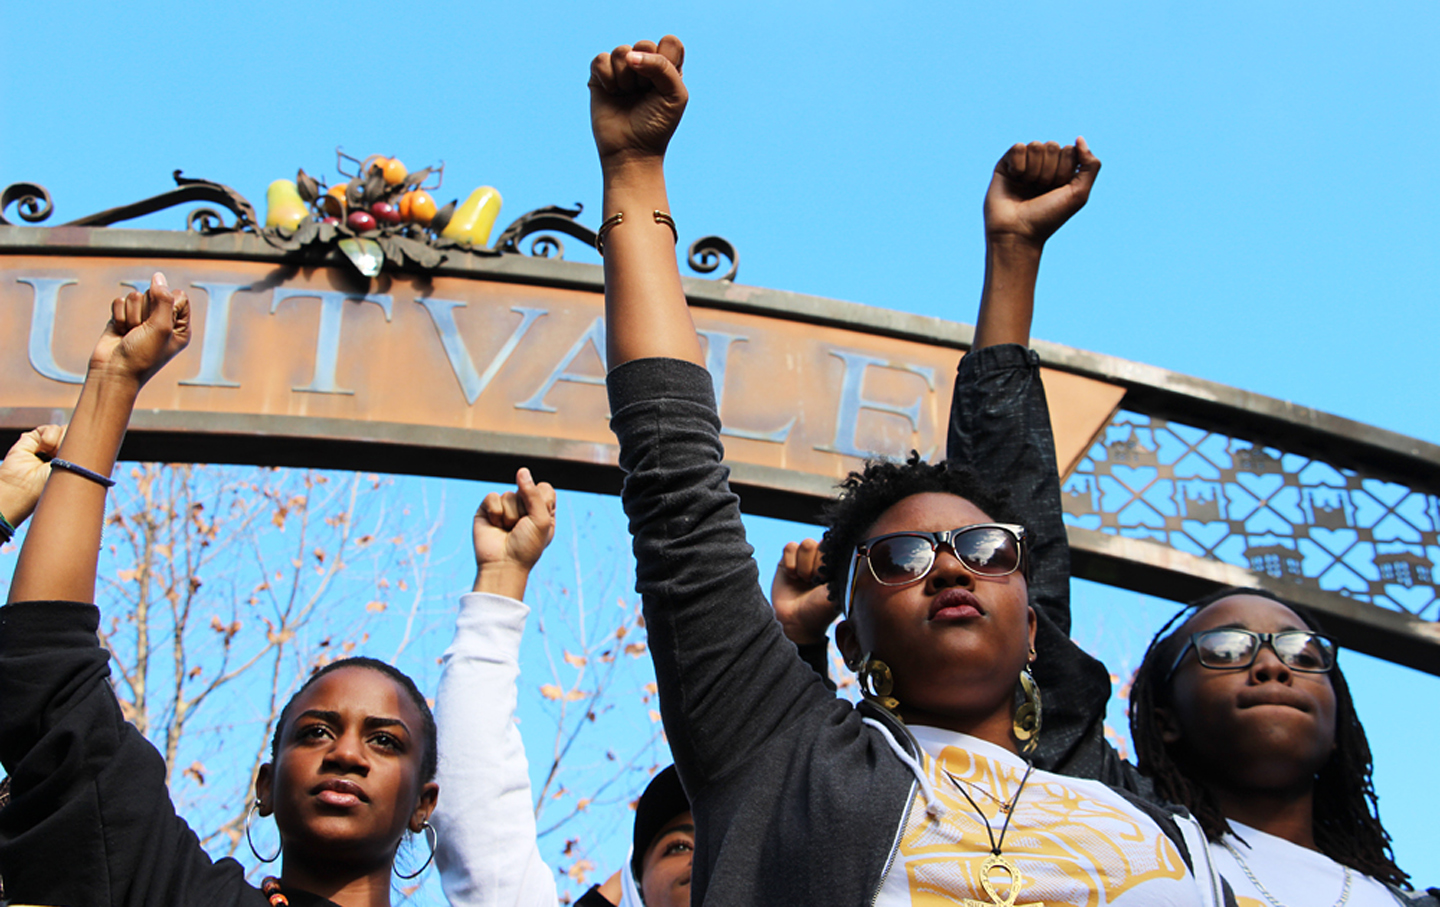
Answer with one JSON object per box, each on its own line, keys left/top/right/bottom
{"left": 270, "top": 289, "right": 394, "bottom": 394}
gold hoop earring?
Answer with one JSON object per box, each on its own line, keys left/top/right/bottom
{"left": 855, "top": 651, "right": 901, "bottom": 716}
{"left": 1013, "top": 666, "right": 1042, "bottom": 756}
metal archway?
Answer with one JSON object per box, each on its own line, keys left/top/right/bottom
{"left": 3, "top": 204, "right": 1437, "bottom": 674}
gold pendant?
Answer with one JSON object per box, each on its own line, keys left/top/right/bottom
{"left": 961, "top": 854, "right": 1040, "bottom": 907}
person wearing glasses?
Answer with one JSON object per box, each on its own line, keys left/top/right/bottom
{"left": 1126, "top": 588, "right": 1431, "bottom": 905}
{"left": 590, "top": 35, "right": 1228, "bottom": 905}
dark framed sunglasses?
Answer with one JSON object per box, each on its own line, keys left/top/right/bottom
{"left": 853, "top": 522, "right": 1028, "bottom": 590}
{"left": 1165, "top": 627, "right": 1337, "bottom": 683}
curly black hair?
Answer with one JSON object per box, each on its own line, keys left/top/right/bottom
{"left": 1128, "top": 586, "right": 1407, "bottom": 885}
{"left": 817, "top": 451, "right": 1015, "bottom": 610}
{"left": 271, "top": 656, "right": 438, "bottom": 784}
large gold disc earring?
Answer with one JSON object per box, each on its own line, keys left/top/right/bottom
{"left": 855, "top": 651, "right": 901, "bottom": 716}
{"left": 1013, "top": 666, "right": 1042, "bottom": 755}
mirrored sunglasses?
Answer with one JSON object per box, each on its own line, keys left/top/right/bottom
{"left": 856, "top": 523, "right": 1028, "bottom": 587}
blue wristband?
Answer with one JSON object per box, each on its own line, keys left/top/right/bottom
{"left": 0, "top": 511, "right": 14, "bottom": 544}
{"left": 49, "top": 458, "right": 117, "bottom": 488}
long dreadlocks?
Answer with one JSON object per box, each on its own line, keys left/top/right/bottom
{"left": 1128, "top": 586, "right": 1408, "bottom": 885}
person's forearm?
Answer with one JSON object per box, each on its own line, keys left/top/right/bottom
{"left": 601, "top": 155, "right": 703, "bottom": 369}
{"left": 0, "top": 488, "right": 29, "bottom": 530}
{"left": 973, "top": 239, "right": 1043, "bottom": 350}
{"left": 8, "top": 369, "right": 137, "bottom": 603}
{"left": 472, "top": 562, "right": 532, "bottom": 600}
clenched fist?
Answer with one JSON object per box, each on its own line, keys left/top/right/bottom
{"left": 984, "top": 138, "right": 1101, "bottom": 247}
{"left": 88, "top": 272, "right": 191, "bottom": 386}
{"left": 589, "top": 36, "right": 688, "bottom": 167}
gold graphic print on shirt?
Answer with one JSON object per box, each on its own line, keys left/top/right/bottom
{"left": 898, "top": 747, "right": 1187, "bottom": 906}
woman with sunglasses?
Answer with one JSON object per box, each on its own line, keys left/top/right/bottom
{"left": 591, "top": 35, "right": 1227, "bottom": 905}
{"left": 1127, "top": 588, "right": 1432, "bottom": 905}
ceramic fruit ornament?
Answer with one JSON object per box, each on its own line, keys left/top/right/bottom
{"left": 440, "top": 186, "right": 503, "bottom": 247}
{"left": 371, "top": 202, "right": 402, "bottom": 225}
{"left": 259, "top": 148, "right": 470, "bottom": 276}
{"left": 399, "top": 190, "right": 437, "bottom": 225}
{"left": 264, "top": 180, "right": 308, "bottom": 231}
{"left": 382, "top": 158, "right": 408, "bottom": 186}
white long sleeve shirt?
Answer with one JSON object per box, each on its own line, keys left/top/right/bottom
{"left": 433, "top": 592, "right": 558, "bottom": 907}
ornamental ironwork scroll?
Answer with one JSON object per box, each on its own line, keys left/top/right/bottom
{"left": 1, "top": 169, "right": 739, "bottom": 281}
{"left": 1062, "top": 411, "right": 1440, "bottom": 621}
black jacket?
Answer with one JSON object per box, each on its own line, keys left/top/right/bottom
{"left": 607, "top": 346, "right": 1210, "bottom": 906}
{"left": 0, "top": 600, "right": 336, "bottom": 907}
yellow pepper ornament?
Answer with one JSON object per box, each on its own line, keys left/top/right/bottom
{"left": 440, "top": 186, "right": 502, "bottom": 247}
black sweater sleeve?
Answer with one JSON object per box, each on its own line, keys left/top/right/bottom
{"left": 796, "top": 641, "right": 837, "bottom": 690}
{"left": 944, "top": 345, "right": 1127, "bottom": 782}
{"left": 946, "top": 344, "right": 1072, "bottom": 633}
{"left": 607, "top": 359, "right": 841, "bottom": 788}
{"left": 0, "top": 601, "right": 266, "bottom": 907}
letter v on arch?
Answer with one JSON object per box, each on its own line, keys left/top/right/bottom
{"left": 415, "top": 299, "right": 548, "bottom": 405}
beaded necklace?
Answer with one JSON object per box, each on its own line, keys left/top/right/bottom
{"left": 261, "top": 876, "right": 289, "bottom": 906}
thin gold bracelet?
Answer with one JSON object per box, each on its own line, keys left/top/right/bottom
{"left": 595, "top": 210, "right": 678, "bottom": 255}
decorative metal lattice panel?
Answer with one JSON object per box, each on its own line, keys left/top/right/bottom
{"left": 1062, "top": 411, "right": 1440, "bottom": 621}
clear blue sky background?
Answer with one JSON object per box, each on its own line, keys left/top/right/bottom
{"left": 3, "top": 0, "right": 1436, "bottom": 892}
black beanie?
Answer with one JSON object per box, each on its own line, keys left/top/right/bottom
{"left": 629, "top": 765, "right": 690, "bottom": 883}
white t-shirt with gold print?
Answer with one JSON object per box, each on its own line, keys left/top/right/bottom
{"left": 875, "top": 727, "right": 1211, "bottom": 907}
{"left": 1213, "top": 820, "right": 1397, "bottom": 907}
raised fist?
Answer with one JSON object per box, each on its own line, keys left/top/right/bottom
{"left": 0, "top": 424, "right": 64, "bottom": 526}
{"left": 983, "top": 138, "right": 1101, "bottom": 247}
{"left": 473, "top": 467, "right": 557, "bottom": 574}
{"left": 89, "top": 272, "right": 191, "bottom": 386}
{"left": 771, "top": 538, "right": 840, "bottom": 647}
{"left": 589, "top": 36, "right": 688, "bottom": 165}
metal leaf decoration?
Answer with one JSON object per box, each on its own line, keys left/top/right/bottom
{"left": 338, "top": 237, "right": 385, "bottom": 277}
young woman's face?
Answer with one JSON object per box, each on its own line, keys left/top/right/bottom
{"left": 258, "top": 667, "right": 438, "bottom": 870}
{"left": 640, "top": 810, "right": 694, "bottom": 907}
{"left": 837, "top": 493, "right": 1035, "bottom": 735}
{"left": 1159, "top": 595, "right": 1337, "bottom": 793}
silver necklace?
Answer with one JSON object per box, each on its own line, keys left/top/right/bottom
{"left": 1221, "top": 837, "right": 1353, "bottom": 907}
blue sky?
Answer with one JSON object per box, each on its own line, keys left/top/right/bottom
{"left": 3, "top": 0, "right": 1436, "bottom": 891}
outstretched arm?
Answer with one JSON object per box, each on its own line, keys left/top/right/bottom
{"left": 951, "top": 138, "right": 1101, "bottom": 634}
{"left": 435, "top": 468, "right": 560, "bottom": 907}
{"left": 598, "top": 39, "right": 841, "bottom": 800}
{"left": 9, "top": 273, "right": 189, "bottom": 604}
{"left": 0, "top": 276, "right": 270, "bottom": 907}
{"left": 974, "top": 138, "right": 1101, "bottom": 350}
{"left": 948, "top": 141, "right": 1115, "bottom": 773}
{"left": 0, "top": 425, "right": 64, "bottom": 538}
{"left": 589, "top": 35, "right": 703, "bottom": 369}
